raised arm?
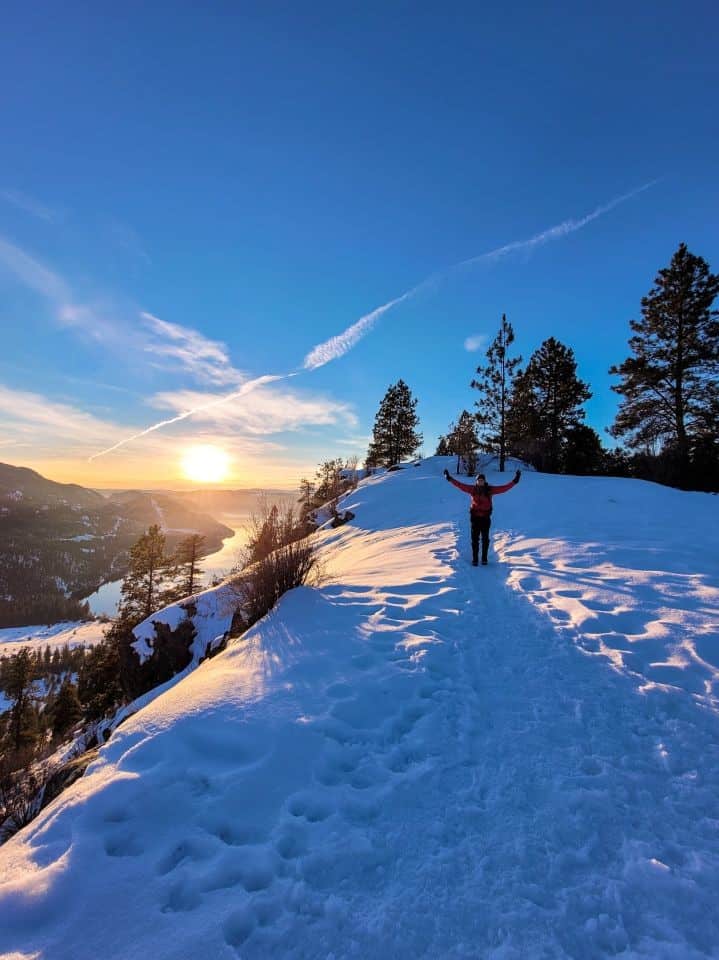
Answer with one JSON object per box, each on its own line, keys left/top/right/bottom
{"left": 443, "top": 469, "right": 475, "bottom": 494}
{"left": 490, "top": 470, "right": 521, "bottom": 496}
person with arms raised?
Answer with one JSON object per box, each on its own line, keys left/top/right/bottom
{"left": 444, "top": 467, "right": 521, "bottom": 566}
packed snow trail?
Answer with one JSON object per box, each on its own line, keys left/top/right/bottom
{"left": 1, "top": 459, "right": 718, "bottom": 959}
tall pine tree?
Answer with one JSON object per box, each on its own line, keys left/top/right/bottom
{"left": 471, "top": 315, "right": 522, "bottom": 471}
{"left": 507, "top": 337, "right": 591, "bottom": 472}
{"left": 609, "top": 243, "right": 719, "bottom": 481}
{"left": 168, "top": 533, "right": 206, "bottom": 600}
{"left": 4, "top": 649, "right": 38, "bottom": 752}
{"left": 106, "top": 524, "right": 172, "bottom": 700}
{"left": 366, "top": 380, "right": 422, "bottom": 467}
{"left": 117, "top": 524, "right": 170, "bottom": 624}
{"left": 51, "top": 681, "right": 82, "bottom": 738}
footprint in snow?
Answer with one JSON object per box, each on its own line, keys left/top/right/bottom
{"left": 161, "top": 880, "right": 202, "bottom": 914}
{"left": 104, "top": 832, "right": 143, "bottom": 858}
{"left": 156, "top": 836, "right": 215, "bottom": 875}
{"left": 275, "top": 825, "right": 309, "bottom": 860}
{"left": 287, "top": 792, "right": 334, "bottom": 823}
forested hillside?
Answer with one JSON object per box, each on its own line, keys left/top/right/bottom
{"left": 0, "top": 464, "right": 231, "bottom": 627}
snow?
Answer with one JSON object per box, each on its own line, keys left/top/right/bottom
{"left": 130, "top": 583, "right": 236, "bottom": 665}
{"left": 1, "top": 458, "right": 719, "bottom": 959}
{"left": 0, "top": 621, "right": 107, "bottom": 658}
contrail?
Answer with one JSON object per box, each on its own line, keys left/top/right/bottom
{"left": 458, "top": 179, "right": 661, "bottom": 268}
{"left": 303, "top": 291, "right": 414, "bottom": 371}
{"left": 89, "top": 373, "right": 290, "bottom": 460}
{"left": 302, "top": 179, "right": 660, "bottom": 369}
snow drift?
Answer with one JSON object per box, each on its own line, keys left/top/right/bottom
{"left": 1, "top": 458, "right": 718, "bottom": 959}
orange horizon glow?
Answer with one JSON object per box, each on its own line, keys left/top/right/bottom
{"left": 2, "top": 453, "right": 308, "bottom": 492}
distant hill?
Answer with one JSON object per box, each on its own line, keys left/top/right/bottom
{"left": 172, "top": 487, "right": 295, "bottom": 516}
{"left": 0, "top": 463, "right": 104, "bottom": 509}
{"left": 0, "top": 463, "right": 232, "bottom": 628}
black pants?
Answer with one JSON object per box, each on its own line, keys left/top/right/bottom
{"left": 470, "top": 514, "right": 491, "bottom": 563}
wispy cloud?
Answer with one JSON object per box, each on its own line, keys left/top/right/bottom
{"left": 58, "top": 302, "right": 131, "bottom": 344}
{"left": 0, "top": 233, "right": 127, "bottom": 345}
{"left": 150, "top": 385, "right": 357, "bottom": 434}
{"left": 142, "top": 312, "right": 243, "bottom": 386}
{"left": 88, "top": 374, "right": 292, "bottom": 460}
{"left": 0, "top": 236, "right": 238, "bottom": 369}
{"left": 0, "top": 384, "right": 126, "bottom": 453}
{"left": 302, "top": 180, "right": 660, "bottom": 370}
{"left": 0, "top": 234, "right": 70, "bottom": 301}
{"left": 1, "top": 189, "right": 57, "bottom": 223}
{"left": 464, "top": 334, "right": 487, "bottom": 352}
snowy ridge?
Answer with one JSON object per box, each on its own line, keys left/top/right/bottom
{"left": 0, "top": 620, "right": 106, "bottom": 659}
{"left": 1, "top": 459, "right": 718, "bottom": 959}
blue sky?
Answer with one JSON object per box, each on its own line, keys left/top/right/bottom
{"left": 1, "top": 2, "right": 717, "bottom": 487}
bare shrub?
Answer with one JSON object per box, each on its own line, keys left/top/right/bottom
{"left": 229, "top": 536, "right": 319, "bottom": 636}
{"left": 242, "top": 498, "right": 306, "bottom": 567}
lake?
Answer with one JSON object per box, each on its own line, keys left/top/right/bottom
{"left": 84, "top": 515, "right": 250, "bottom": 618}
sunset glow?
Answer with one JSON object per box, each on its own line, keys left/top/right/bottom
{"left": 180, "top": 445, "right": 230, "bottom": 484}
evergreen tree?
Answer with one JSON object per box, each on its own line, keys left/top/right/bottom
{"left": 78, "top": 639, "right": 123, "bottom": 721}
{"left": 170, "top": 534, "right": 206, "bottom": 599}
{"left": 563, "top": 425, "right": 606, "bottom": 475}
{"left": 4, "top": 649, "right": 38, "bottom": 752}
{"left": 366, "top": 380, "right": 422, "bottom": 467}
{"left": 447, "top": 411, "right": 481, "bottom": 474}
{"left": 435, "top": 435, "right": 451, "bottom": 457}
{"left": 471, "top": 315, "right": 522, "bottom": 471}
{"left": 117, "top": 524, "right": 170, "bottom": 625}
{"left": 51, "top": 681, "right": 82, "bottom": 737}
{"left": 609, "top": 243, "right": 719, "bottom": 484}
{"left": 507, "top": 337, "right": 591, "bottom": 472}
{"left": 104, "top": 525, "right": 171, "bottom": 702}
{"left": 314, "top": 459, "right": 345, "bottom": 504}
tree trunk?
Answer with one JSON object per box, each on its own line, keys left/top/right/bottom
{"left": 499, "top": 334, "right": 506, "bottom": 471}
{"left": 674, "top": 312, "right": 691, "bottom": 474}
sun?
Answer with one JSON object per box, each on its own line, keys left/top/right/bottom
{"left": 180, "top": 444, "right": 230, "bottom": 484}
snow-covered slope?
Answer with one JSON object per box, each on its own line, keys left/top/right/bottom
{"left": 1, "top": 459, "right": 718, "bottom": 960}
{"left": 0, "top": 620, "right": 107, "bottom": 658}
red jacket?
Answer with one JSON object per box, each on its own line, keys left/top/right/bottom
{"left": 447, "top": 475, "right": 516, "bottom": 517}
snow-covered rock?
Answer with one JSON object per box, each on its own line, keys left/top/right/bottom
{"left": 1, "top": 458, "right": 718, "bottom": 959}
